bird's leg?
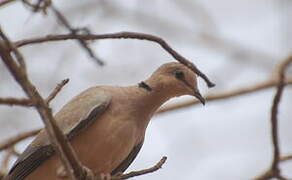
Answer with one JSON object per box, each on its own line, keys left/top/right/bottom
{"left": 100, "top": 173, "right": 112, "bottom": 180}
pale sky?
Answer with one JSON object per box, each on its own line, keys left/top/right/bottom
{"left": 0, "top": 0, "right": 291, "bottom": 179}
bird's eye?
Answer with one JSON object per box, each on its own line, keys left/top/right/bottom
{"left": 175, "top": 71, "right": 184, "bottom": 79}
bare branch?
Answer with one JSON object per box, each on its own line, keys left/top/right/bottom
{"left": 270, "top": 56, "right": 292, "bottom": 175}
{"left": 280, "top": 154, "right": 292, "bottom": 163}
{"left": 14, "top": 32, "right": 215, "bottom": 87}
{"left": 0, "top": 129, "right": 40, "bottom": 152}
{"left": 112, "top": 156, "right": 167, "bottom": 180}
{"left": 254, "top": 56, "right": 292, "bottom": 180}
{"left": 0, "top": 28, "right": 26, "bottom": 70}
{"left": 50, "top": 5, "right": 104, "bottom": 65}
{"left": 45, "top": 78, "right": 69, "bottom": 104}
{"left": 0, "top": 27, "right": 88, "bottom": 180}
{"left": 21, "top": 0, "right": 51, "bottom": 14}
{"left": 0, "top": 78, "right": 68, "bottom": 107}
{"left": 0, "top": 97, "right": 32, "bottom": 106}
{"left": 157, "top": 78, "right": 292, "bottom": 114}
{"left": 0, "top": 0, "right": 18, "bottom": 7}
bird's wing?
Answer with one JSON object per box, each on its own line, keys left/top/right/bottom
{"left": 6, "top": 87, "right": 111, "bottom": 180}
{"left": 111, "top": 139, "right": 144, "bottom": 175}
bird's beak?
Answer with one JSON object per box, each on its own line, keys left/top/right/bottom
{"left": 193, "top": 89, "right": 205, "bottom": 105}
{"left": 180, "top": 79, "right": 206, "bottom": 105}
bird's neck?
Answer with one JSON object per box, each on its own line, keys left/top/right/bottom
{"left": 126, "top": 80, "right": 174, "bottom": 118}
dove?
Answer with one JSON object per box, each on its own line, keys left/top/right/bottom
{"left": 4, "top": 62, "right": 205, "bottom": 180}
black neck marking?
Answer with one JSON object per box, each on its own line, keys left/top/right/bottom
{"left": 138, "top": 81, "right": 152, "bottom": 92}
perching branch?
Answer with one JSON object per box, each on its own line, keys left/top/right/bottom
{"left": 14, "top": 32, "right": 215, "bottom": 87}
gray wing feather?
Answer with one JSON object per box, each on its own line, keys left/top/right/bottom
{"left": 5, "top": 87, "right": 111, "bottom": 180}
{"left": 111, "top": 140, "right": 144, "bottom": 175}
{"left": 6, "top": 145, "right": 54, "bottom": 180}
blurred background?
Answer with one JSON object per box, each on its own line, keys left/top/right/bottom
{"left": 0, "top": 0, "right": 292, "bottom": 179}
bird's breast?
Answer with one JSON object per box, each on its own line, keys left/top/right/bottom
{"left": 70, "top": 113, "right": 141, "bottom": 174}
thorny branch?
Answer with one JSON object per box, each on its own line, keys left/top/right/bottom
{"left": 13, "top": 32, "right": 215, "bottom": 87}
{"left": 254, "top": 56, "right": 292, "bottom": 180}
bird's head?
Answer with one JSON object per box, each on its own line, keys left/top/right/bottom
{"left": 145, "top": 62, "right": 205, "bottom": 105}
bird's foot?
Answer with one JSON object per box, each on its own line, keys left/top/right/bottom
{"left": 100, "top": 173, "right": 112, "bottom": 180}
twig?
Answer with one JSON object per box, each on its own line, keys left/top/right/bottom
{"left": 0, "top": 129, "right": 40, "bottom": 151}
{"left": 45, "top": 78, "right": 69, "bottom": 104}
{"left": 156, "top": 78, "right": 292, "bottom": 114}
{"left": 0, "top": 27, "right": 89, "bottom": 180}
{"left": 280, "top": 154, "right": 292, "bottom": 163}
{"left": 1, "top": 0, "right": 103, "bottom": 65}
{"left": 0, "top": 28, "right": 26, "bottom": 70}
{"left": 270, "top": 56, "right": 292, "bottom": 176}
{"left": 0, "top": 0, "right": 18, "bottom": 7}
{"left": 21, "top": 0, "right": 50, "bottom": 14}
{"left": 0, "top": 79, "right": 69, "bottom": 107}
{"left": 50, "top": 5, "right": 104, "bottom": 66}
{"left": 14, "top": 32, "right": 215, "bottom": 87}
{"left": 0, "top": 97, "right": 32, "bottom": 106}
{"left": 112, "top": 156, "right": 167, "bottom": 180}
